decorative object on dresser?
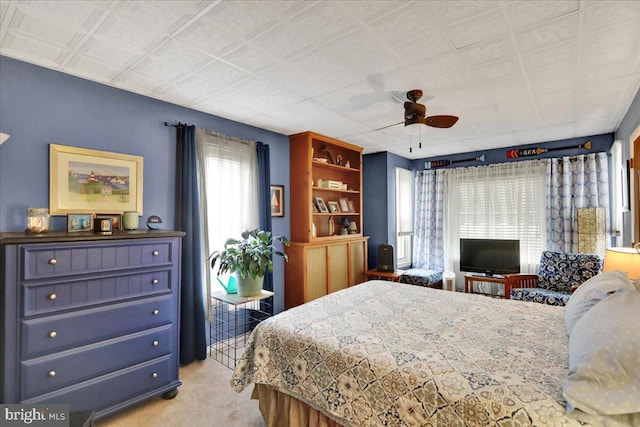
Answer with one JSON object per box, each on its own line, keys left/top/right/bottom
{"left": 122, "top": 211, "right": 139, "bottom": 230}
{"left": 92, "top": 217, "right": 112, "bottom": 235}
{"left": 95, "top": 213, "right": 121, "bottom": 230}
{"left": 286, "top": 131, "right": 368, "bottom": 308}
{"left": 146, "top": 215, "right": 163, "bottom": 230}
{"left": 67, "top": 213, "right": 94, "bottom": 232}
{"left": 0, "top": 230, "right": 185, "bottom": 419}
{"left": 209, "top": 229, "right": 289, "bottom": 297}
{"left": 49, "top": 144, "right": 143, "bottom": 215}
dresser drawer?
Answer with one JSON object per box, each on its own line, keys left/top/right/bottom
{"left": 22, "top": 355, "right": 177, "bottom": 412}
{"left": 22, "top": 295, "right": 173, "bottom": 359}
{"left": 21, "top": 325, "right": 173, "bottom": 399}
{"left": 22, "top": 269, "right": 172, "bottom": 317}
{"left": 22, "top": 239, "right": 173, "bottom": 280}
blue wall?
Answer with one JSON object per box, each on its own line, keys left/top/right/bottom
{"left": 0, "top": 56, "right": 291, "bottom": 313}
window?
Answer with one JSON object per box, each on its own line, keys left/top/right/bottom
{"left": 610, "top": 140, "right": 625, "bottom": 238}
{"left": 196, "top": 129, "right": 258, "bottom": 320}
{"left": 446, "top": 161, "right": 546, "bottom": 275}
{"left": 396, "top": 167, "right": 413, "bottom": 268}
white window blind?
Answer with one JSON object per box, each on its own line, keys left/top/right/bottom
{"left": 396, "top": 167, "right": 413, "bottom": 267}
{"left": 446, "top": 161, "right": 546, "bottom": 274}
{"left": 610, "top": 140, "right": 624, "bottom": 237}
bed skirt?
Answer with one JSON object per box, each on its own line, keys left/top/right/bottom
{"left": 252, "top": 384, "right": 345, "bottom": 427}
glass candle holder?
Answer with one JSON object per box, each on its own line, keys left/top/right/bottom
{"left": 26, "top": 208, "right": 50, "bottom": 234}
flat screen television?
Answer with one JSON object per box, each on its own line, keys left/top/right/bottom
{"left": 460, "top": 238, "right": 520, "bottom": 276}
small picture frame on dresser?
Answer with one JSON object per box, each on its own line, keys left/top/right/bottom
{"left": 67, "top": 213, "right": 94, "bottom": 232}
{"left": 95, "top": 213, "right": 122, "bottom": 230}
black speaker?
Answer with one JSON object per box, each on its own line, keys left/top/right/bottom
{"left": 376, "top": 244, "right": 395, "bottom": 272}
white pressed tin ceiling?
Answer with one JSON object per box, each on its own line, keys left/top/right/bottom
{"left": 1, "top": 0, "right": 639, "bottom": 159}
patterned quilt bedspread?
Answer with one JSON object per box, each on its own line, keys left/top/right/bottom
{"left": 231, "top": 280, "right": 586, "bottom": 426}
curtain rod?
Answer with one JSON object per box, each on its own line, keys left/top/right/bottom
{"left": 164, "top": 121, "right": 182, "bottom": 128}
{"left": 164, "top": 121, "right": 252, "bottom": 145}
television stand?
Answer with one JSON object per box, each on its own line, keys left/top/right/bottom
{"left": 464, "top": 275, "right": 508, "bottom": 299}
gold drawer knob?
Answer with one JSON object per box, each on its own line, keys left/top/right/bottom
{"left": 152, "top": 372, "right": 158, "bottom": 379}
{"left": 48, "top": 258, "right": 57, "bottom": 265}
{"left": 49, "top": 331, "right": 57, "bottom": 338}
{"left": 48, "top": 371, "right": 56, "bottom": 377}
{"left": 152, "top": 309, "right": 159, "bottom": 315}
{"left": 152, "top": 340, "right": 159, "bottom": 347}
{"left": 152, "top": 279, "right": 159, "bottom": 284}
{"left": 49, "top": 293, "right": 57, "bottom": 301}
{"left": 152, "top": 250, "right": 159, "bottom": 256}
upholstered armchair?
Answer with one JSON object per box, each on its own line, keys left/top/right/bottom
{"left": 505, "top": 251, "right": 603, "bottom": 306}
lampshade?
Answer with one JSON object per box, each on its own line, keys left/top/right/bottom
{"left": 0, "top": 133, "right": 9, "bottom": 145}
{"left": 602, "top": 247, "right": 640, "bottom": 280}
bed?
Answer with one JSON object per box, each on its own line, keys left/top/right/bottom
{"left": 231, "top": 279, "right": 638, "bottom": 426}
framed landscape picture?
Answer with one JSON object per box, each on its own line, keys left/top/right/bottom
{"left": 49, "top": 144, "right": 143, "bottom": 215}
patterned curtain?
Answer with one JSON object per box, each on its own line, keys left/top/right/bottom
{"left": 413, "top": 169, "right": 446, "bottom": 270}
{"left": 546, "top": 152, "right": 610, "bottom": 252}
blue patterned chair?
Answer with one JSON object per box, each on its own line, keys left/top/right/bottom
{"left": 505, "top": 251, "right": 602, "bottom": 306}
{"left": 400, "top": 269, "right": 443, "bottom": 289}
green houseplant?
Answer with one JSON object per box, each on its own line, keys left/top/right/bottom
{"left": 210, "top": 228, "right": 290, "bottom": 297}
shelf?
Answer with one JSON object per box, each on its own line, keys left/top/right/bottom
{"left": 312, "top": 160, "right": 360, "bottom": 173}
{"left": 312, "top": 187, "right": 359, "bottom": 194}
{"left": 313, "top": 212, "right": 359, "bottom": 216}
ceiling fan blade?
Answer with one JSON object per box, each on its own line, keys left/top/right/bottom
{"left": 373, "top": 121, "right": 404, "bottom": 131}
{"left": 425, "top": 115, "right": 459, "bottom": 128}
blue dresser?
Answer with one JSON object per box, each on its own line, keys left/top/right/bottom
{"left": 0, "top": 230, "right": 185, "bottom": 419}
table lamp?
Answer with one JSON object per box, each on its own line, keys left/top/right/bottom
{"left": 602, "top": 245, "right": 640, "bottom": 280}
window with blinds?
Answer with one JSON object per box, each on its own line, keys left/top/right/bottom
{"left": 396, "top": 167, "right": 413, "bottom": 268}
{"left": 449, "top": 163, "right": 546, "bottom": 273}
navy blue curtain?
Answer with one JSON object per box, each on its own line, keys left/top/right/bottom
{"left": 175, "top": 124, "right": 207, "bottom": 364}
{"left": 257, "top": 142, "right": 273, "bottom": 314}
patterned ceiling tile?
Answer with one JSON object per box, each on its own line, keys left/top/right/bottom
{"left": 543, "top": 123, "right": 577, "bottom": 141}
{"left": 459, "top": 36, "right": 515, "bottom": 67}
{"left": 481, "top": 76, "right": 530, "bottom": 104}
{"left": 582, "top": 20, "right": 640, "bottom": 53}
{"left": 201, "top": 1, "right": 279, "bottom": 41}
{"left": 438, "top": 86, "right": 492, "bottom": 113}
{"left": 341, "top": 0, "right": 406, "bottom": 24}
{"left": 133, "top": 39, "right": 211, "bottom": 81}
{"left": 112, "top": 70, "right": 166, "bottom": 95}
{"left": 412, "top": 52, "right": 466, "bottom": 80}
{"left": 537, "top": 89, "right": 578, "bottom": 125}
{"left": 425, "top": 1, "right": 501, "bottom": 25}
{"left": 14, "top": 0, "right": 103, "bottom": 31}
{"left": 233, "top": 76, "right": 280, "bottom": 99}
{"left": 506, "top": 0, "right": 578, "bottom": 29}
{"left": 326, "top": 29, "right": 388, "bottom": 65}
{"left": 583, "top": 1, "right": 640, "bottom": 34}
{"left": 288, "top": 46, "right": 345, "bottom": 78}
{"left": 253, "top": 22, "right": 315, "bottom": 60}
{"left": 575, "top": 118, "right": 615, "bottom": 136}
{"left": 528, "top": 60, "right": 578, "bottom": 95}
{"left": 175, "top": 75, "right": 225, "bottom": 97}
{"left": 6, "top": 8, "right": 84, "bottom": 49}
{"left": 64, "top": 53, "right": 122, "bottom": 83}
{"left": 176, "top": 18, "right": 240, "bottom": 57}
{"left": 515, "top": 13, "right": 578, "bottom": 53}
{"left": 94, "top": 13, "right": 164, "bottom": 51}
{"left": 222, "top": 43, "right": 281, "bottom": 75}
{"left": 521, "top": 39, "right": 577, "bottom": 71}
{"left": 443, "top": 9, "right": 508, "bottom": 49}
{"left": 77, "top": 35, "right": 144, "bottom": 68}
{"left": 472, "top": 57, "right": 522, "bottom": 82}
{"left": 117, "top": 1, "right": 205, "bottom": 33}
{"left": 198, "top": 60, "right": 252, "bottom": 87}
{"left": 367, "top": 3, "right": 436, "bottom": 48}
{"left": 581, "top": 43, "right": 639, "bottom": 83}
{"left": 514, "top": 127, "right": 548, "bottom": 144}
{"left": 0, "top": 31, "right": 68, "bottom": 66}
{"left": 289, "top": 2, "right": 359, "bottom": 44}
{"left": 393, "top": 31, "right": 452, "bottom": 66}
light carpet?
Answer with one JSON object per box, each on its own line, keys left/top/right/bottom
{"left": 95, "top": 355, "right": 266, "bottom": 427}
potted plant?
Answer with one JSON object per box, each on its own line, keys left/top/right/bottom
{"left": 210, "top": 228, "right": 290, "bottom": 297}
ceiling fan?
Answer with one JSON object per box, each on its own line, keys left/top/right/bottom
{"left": 375, "top": 89, "right": 459, "bottom": 152}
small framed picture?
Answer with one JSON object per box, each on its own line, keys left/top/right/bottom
{"left": 347, "top": 200, "right": 356, "bottom": 213}
{"left": 270, "top": 185, "right": 284, "bottom": 217}
{"left": 312, "top": 203, "right": 318, "bottom": 213}
{"left": 67, "top": 213, "right": 94, "bottom": 232}
{"left": 96, "top": 213, "right": 122, "bottom": 230}
{"left": 327, "top": 201, "right": 339, "bottom": 213}
{"left": 314, "top": 196, "right": 329, "bottom": 213}
{"left": 338, "top": 198, "right": 350, "bottom": 213}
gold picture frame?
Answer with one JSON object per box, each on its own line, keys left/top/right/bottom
{"left": 49, "top": 144, "right": 143, "bottom": 215}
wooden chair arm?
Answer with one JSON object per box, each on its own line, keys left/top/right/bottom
{"left": 500, "top": 274, "right": 536, "bottom": 300}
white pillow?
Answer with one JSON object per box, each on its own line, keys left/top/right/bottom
{"left": 564, "top": 271, "right": 633, "bottom": 336}
{"left": 564, "top": 287, "right": 640, "bottom": 416}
